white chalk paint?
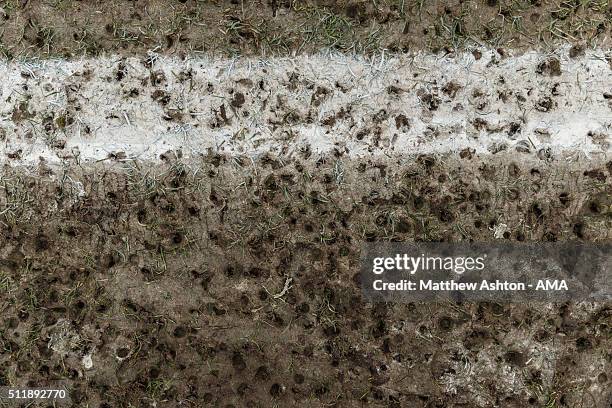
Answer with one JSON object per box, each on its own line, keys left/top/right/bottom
{"left": 0, "top": 47, "right": 609, "bottom": 166}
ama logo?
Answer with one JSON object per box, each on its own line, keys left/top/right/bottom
{"left": 536, "top": 280, "right": 568, "bottom": 290}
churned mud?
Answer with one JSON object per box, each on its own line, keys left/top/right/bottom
{"left": 0, "top": 1, "right": 610, "bottom": 407}
{"left": 0, "top": 0, "right": 610, "bottom": 58}
{"left": 0, "top": 151, "right": 610, "bottom": 406}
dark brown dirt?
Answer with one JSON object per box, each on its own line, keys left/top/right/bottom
{"left": 0, "top": 152, "right": 610, "bottom": 407}
{"left": 0, "top": 0, "right": 610, "bottom": 58}
{"left": 0, "top": 2, "right": 610, "bottom": 406}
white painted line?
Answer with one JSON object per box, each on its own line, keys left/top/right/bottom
{"left": 0, "top": 48, "right": 610, "bottom": 166}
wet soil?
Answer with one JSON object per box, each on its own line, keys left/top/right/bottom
{"left": 0, "top": 152, "right": 610, "bottom": 407}
{"left": 0, "top": 0, "right": 609, "bottom": 58}
{"left": 0, "top": 1, "right": 610, "bottom": 407}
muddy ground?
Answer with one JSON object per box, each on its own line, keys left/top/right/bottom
{"left": 0, "top": 0, "right": 610, "bottom": 58}
{"left": 0, "top": 1, "right": 610, "bottom": 407}
{"left": 0, "top": 152, "right": 610, "bottom": 407}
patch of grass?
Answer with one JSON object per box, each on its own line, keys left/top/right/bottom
{"left": 544, "top": 392, "right": 559, "bottom": 408}
{"left": 145, "top": 378, "right": 172, "bottom": 401}
{"left": 297, "top": 5, "right": 382, "bottom": 53}
{"left": 0, "top": 174, "right": 34, "bottom": 225}
{"left": 0, "top": 270, "right": 16, "bottom": 295}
